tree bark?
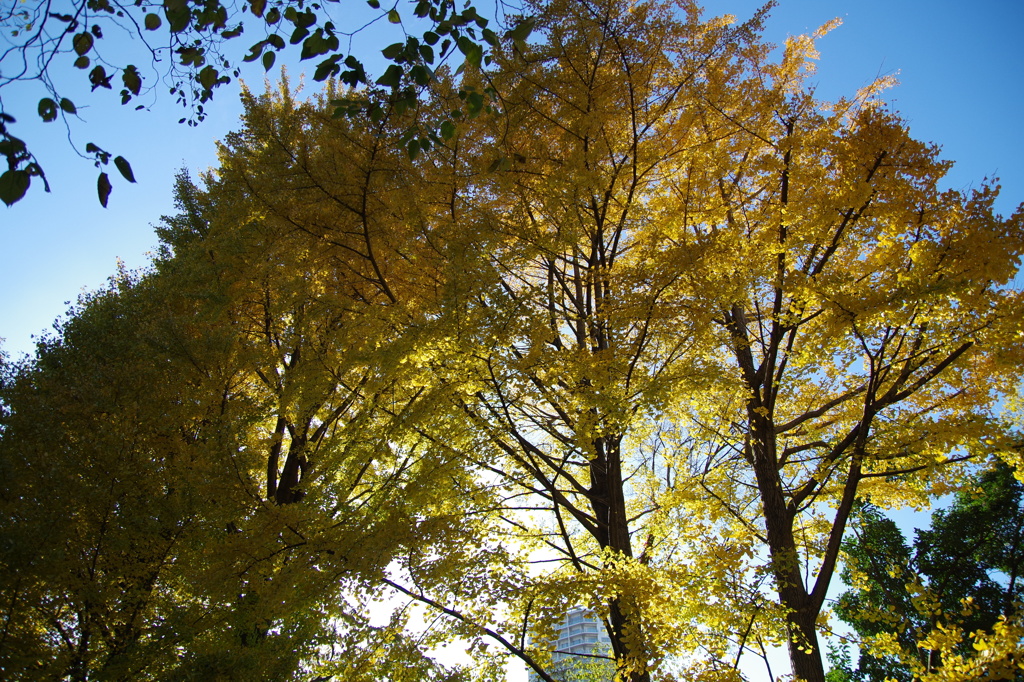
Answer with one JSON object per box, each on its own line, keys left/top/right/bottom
{"left": 589, "top": 434, "right": 652, "bottom": 682}
{"left": 748, "top": 408, "right": 827, "bottom": 682}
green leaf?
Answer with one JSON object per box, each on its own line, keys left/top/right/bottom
{"left": 0, "top": 170, "right": 30, "bottom": 206}
{"left": 122, "top": 65, "right": 142, "bottom": 95}
{"left": 73, "top": 55, "right": 90, "bottom": 69}
{"left": 300, "top": 30, "right": 331, "bottom": 59}
{"left": 177, "top": 45, "right": 203, "bottom": 66}
{"left": 73, "top": 32, "right": 94, "bottom": 56}
{"left": 97, "top": 171, "right": 111, "bottom": 207}
{"left": 197, "top": 65, "right": 219, "bottom": 90}
{"left": 0, "top": 139, "right": 25, "bottom": 159}
{"left": 440, "top": 120, "right": 455, "bottom": 140}
{"left": 419, "top": 44, "right": 434, "bottom": 64}
{"left": 114, "top": 156, "right": 136, "bottom": 183}
{"left": 341, "top": 55, "right": 367, "bottom": 86}
{"left": 262, "top": 51, "right": 275, "bottom": 70}
{"left": 466, "top": 90, "right": 484, "bottom": 117}
{"left": 37, "top": 98, "right": 58, "bottom": 122}
{"left": 382, "top": 42, "right": 404, "bottom": 60}
{"left": 313, "top": 55, "right": 341, "bottom": 81}
{"left": 163, "top": 0, "right": 191, "bottom": 33}
{"left": 366, "top": 0, "right": 379, "bottom": 7}
{"left": 243, "top": 41, "right": 265, "bottom": 62}
{"left": 59, "top": 98, "right": 76, "bottom": 114}
{"left": 387, "top": 9, "right": 401, "bottom": 23}
{"left": 410, "top": 64, "right": 430, "bottom": 86}
{"left": 249, "top": 0, "right": 266, "bottom": 18}
{"left": 144, "top": 13, "right": 161, "bottom": 30}
{"left": 89, "top": 65, "right": 112, "bottom": 90}
{"left": 507, "top": 17, "right": 535, "bottom": 42}
{"left": 407, "top": 138, "right": 420, "bottom": 160}
{"left": 375, "top": 64, "right": 402, "bottom": 88}
{"left": 466, "top": 43, "right": 483, "bottom": 69}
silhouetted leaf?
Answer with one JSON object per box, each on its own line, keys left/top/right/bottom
{"left": 164, "top": 0, "right": 191, "bottom": 33}
{"left": 375, "top": 64, "right": 402, "bottom": 88}
{"left": 122, "top": 65, "right": 142, "bottom": 95}
{"left": 114, "top": 156, "right": 136, "bottom": 183}
{"left": 73, "top": 32, "right": 93, "bottom": 56}
{"left": 0, "top": 170, "right": 30, "bottom": 206}
{"left": 37, "top": 98, "right": 58, "bottom": 122}
{"left": 97, "top": 171, "right": 111, "bottom": 207}
{"left": 382, "top": 42, "right": 404, "bottom": 60}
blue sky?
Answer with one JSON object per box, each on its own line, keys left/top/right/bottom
{"left": 2, "top": 0, "right": 1022, "bottom": 360}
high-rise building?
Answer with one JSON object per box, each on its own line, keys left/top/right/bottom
{"left": 528, "top": 607, "right": 615, "bottom": 682}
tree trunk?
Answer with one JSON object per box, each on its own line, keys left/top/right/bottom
{"left": 786, "top": 600, "right": 826, "bottom": 682}
{"left": 749, "top": 412, "right": 827, "bottom": 682}
{"left": 589, "top": 434, "right": 652, "bottom": 682}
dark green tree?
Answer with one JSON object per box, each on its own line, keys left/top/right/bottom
{"left": 830, "top": 462, "right": 1024, "bottom": 681}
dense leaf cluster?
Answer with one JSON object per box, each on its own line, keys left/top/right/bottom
{"left": 830, "top": 464, "right": 1024, "bottom": 681}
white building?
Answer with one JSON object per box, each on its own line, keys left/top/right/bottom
{"left": 528, "top": 607, "right": 615, "bottom": 682}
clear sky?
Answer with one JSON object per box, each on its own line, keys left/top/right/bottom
{"left": 2, "top": 0, "right": 1022, "bottom": 359}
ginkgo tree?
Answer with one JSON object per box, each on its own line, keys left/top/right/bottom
{"left": 650, "top": 21, "right": 1024, "bottom": 682}
{"left": 402, "top": 0, "right": 1024, "bottom": 680}
{"left": 0, "top": 92, "right": 508, "bottom": 678}
{"left": 2, "top": 0, "right": 1023, "bottom": 680}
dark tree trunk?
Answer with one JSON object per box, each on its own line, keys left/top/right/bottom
{"left": 748, "top": 410, "right": 827, "bottom": 682}
{"left": 589, "top": 434, "right": 652, "bottom": 682}
{"left": 275, "top": 433, "right": 307, "bottom": 504}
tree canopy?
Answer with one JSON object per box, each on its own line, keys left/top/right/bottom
{"left": 2, "top": 0, "right": 1023, "bottom": 680}
{"left": 830, "top": 462, "right": 1024, "bottom": 681}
